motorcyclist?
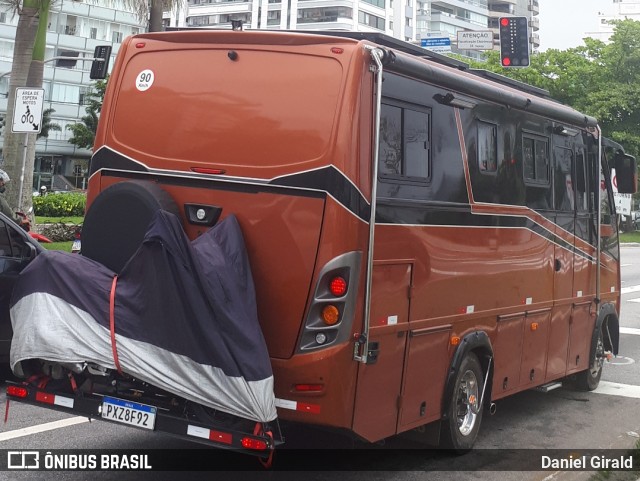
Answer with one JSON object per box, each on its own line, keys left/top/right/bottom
{"left": 0, "top": 169, "right": 30, "bottom": 229}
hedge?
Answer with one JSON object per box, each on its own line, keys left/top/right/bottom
{"left": 33, "top": 192, "right": 87, "bottom": 217}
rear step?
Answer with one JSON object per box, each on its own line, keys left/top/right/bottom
{"left": 534, "top": 382, "right": 563, "bottom": 393}
{"left": 6, "top": 383, "right": 281, "bottom": 456}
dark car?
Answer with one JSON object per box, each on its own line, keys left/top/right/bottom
{"left": 0, "top": 213, "right": 44, "bottom": 364}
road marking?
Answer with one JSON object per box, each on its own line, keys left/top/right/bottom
{"left": 593, "top": 381, "right": 640, "bottom": 399}
{"left": 627, "top": 298, "right": 640, "bottom": 303}
{"left": 0, "top": 416, "right": 89, "bottom": 442}
{"left": 621, "top": 327, "right": 640, "bottom": 335}
{"left": 621, "top": 264, "right": 632, "bottom": 267}
{"left": 621, "top": 284, "right": 640, "bottom": 294}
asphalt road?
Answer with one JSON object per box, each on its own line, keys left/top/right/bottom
{"left": 1, "top": 246, "right": 640, "bottom": 480}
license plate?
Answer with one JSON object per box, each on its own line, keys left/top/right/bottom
{"left": 101, "top": 397, "right": 157, "bottom": 430}
{"left": 71, "top": 239, "right": 81, "bottom": 253}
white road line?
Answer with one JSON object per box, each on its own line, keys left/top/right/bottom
{"left": 621, "top": 284, "right": 640, "bottom": 294}
{"left": 593, "top": 381, "right": 640, "bottom": 399}
{"left": 0, "top": 416, "right": 89, "bottom": 442}
{"left": 621, "top": 264, "right": 632, "bottom": 267}
{"left": 621, "top": 327, "right": 640, "bottom": 335}
{"left": 627, "top": 298, "right": 640, "bottom": 303}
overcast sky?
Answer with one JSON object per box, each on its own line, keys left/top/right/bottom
{"left": 537, "top": 0, "right": 610, "bottom": 51}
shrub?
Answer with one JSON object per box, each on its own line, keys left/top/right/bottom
{"left": 33, "top": 192, "right": 86, "bottom": 217}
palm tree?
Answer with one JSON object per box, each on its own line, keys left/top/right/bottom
{"left": 0, "top": 0, "right": 45, "bottom": 212}
{"left": 67, "top": 78, "right": 107, "bottom": 150}
{"left": 124, "top": 0, "right": 184, "bottom": 32}
{"left": 38, "top": 108, "right": 61, "bottom": 140}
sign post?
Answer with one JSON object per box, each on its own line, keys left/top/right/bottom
{"left": 12, "top": 88, "right": 45, "bottom": 211}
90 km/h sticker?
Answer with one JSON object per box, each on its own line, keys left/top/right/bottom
{"left": 136, "top": 69, "right": 154, "bottom": 92}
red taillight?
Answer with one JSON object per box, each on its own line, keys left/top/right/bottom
{"left": 135, "top": 42, "right": 146, "bottom": 48}
{"left": 331, "top": 47, "right": 344, "bottom": 54}
{"left": 6, "top": 386, "right": 27, "bottom": 398}
{"left": 241, "top": 437, "right": 268, "bottom": 450}
{"left": 329, "top": 276, "right": 347, "bottom": 297}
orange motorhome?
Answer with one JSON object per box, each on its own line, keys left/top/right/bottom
{"left": 8, "top": 30, "right": 638, "bottom": 455}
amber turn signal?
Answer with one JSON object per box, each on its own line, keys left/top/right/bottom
{"left": 322, "top": 305, "right": 340, "bottom": 325}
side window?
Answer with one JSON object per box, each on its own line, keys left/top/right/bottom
{"left": 523, "top": 133, "right": 551, "bottom": 210}
{"left": 554, "top": 147, "right": 575, "bottom": 211}
{"left": 576, "top": 148, "right": 588, "bottom": 212}
{"left": 0, "top": 220, "right": 13, "bottom": 257}
{"left": 523, "top": 134, "right": 550, "bottom": 184}
{"left": 379, "top": 102, "right": 430, "bottom": 181}
{"left": 478, "top": 121, "right": 497, "bottom": 173}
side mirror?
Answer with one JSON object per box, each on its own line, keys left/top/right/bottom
{"left": 23, "top": 242, "right": 37, "bottom": 261}
{"left": 614, "top": 153, "right": 637, "bottom": 194}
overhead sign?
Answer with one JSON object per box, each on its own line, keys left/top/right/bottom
{"left": 421, "top": 37, "right": 451, "bottom": 53}
{"left": 12, "top": 88, "right": 45, "bottom": 133}
{"left": 457, "top": 30, "right": 494, "bottom": 50}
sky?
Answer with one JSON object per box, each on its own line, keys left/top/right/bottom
{"left": 537, "top": 0, "right": 607, "bottom": 51}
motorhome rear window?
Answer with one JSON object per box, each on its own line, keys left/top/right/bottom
{"left": 111, "top": 49, "right": 343, "bottom": 168}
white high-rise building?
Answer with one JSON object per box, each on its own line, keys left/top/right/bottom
{"left": 0, "top": 1, "right": 145, "bottom": 192}
{"left": 592, "top": 0, "right": 640, "bottom": 43}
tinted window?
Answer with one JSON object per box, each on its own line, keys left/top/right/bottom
{"left": 379, "top": 102, "right": 430, "bottom": 180}
{"left": 0, "top": 221, "right": 13, "bottom": 257}
{"left": 478, "top": 121, "right": 497, "bottom": 173}
{"left": 554, "top": 147, "right": 575, "bottom": 211}
{"left": 523, "top": 135, "right": 549, "bottom": 184}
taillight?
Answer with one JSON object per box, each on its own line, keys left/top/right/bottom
{"left": 329, "top": 276, "right": 347, "bottom": 297}
{"left": 6, "top": 386, "right": 27, "bottom": 398}
{"left": 241, "top": 437, "right": 268, "bottom": 450}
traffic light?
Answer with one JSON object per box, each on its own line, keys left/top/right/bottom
{"left": 90, "top": 45, "right": 112, "bottom": 80}
{"left": 499, "top": 16, "right": 530, "bottom": 68}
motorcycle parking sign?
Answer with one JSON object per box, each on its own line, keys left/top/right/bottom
{"left": 12, "top": 88, "right": 45, "bottom": 133}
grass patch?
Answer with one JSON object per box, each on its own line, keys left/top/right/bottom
{"left": 35, "top": 216, "right": 83, "bottom": 225}
{"left": 41, "top": 241, "right": 73, "bottom": 252}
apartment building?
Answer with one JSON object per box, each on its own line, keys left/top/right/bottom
{"left": 0, "top": 0, "right": 144, "bottom": 192}
{"left": 593, "top": 0, "right": 640, "bottom": 43}
{"left": 166, "top": 0, "right": 539, "bottom": 58}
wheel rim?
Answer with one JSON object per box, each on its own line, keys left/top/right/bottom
{"left": 455, "top": 369, "right": 479, "bottom": 436}
{"left": 590, "top": 331, "right": 605, "bottom": 377}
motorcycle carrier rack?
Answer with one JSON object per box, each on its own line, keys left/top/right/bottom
{"left": 6, "top": 381, "right": 282, "bottom": 459}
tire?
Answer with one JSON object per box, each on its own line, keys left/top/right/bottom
{"left": 441, "top": 352, "right": 484, "bottom": 452}
{"left": 82, "top": 181, "right": 179, "bottom": 273}
{"left": 574, "top": 326, "right": 604, "bottom": 391}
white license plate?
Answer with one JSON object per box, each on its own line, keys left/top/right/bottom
{"left": 71, "top": 239, "right": 81, "bottom": 253}
{"left": 101, "top": 397, "right": 157, "bottom": 430}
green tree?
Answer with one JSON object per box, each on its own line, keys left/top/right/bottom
{"left": 37, "top": 108, "right": 61, "bottom": 140}
{"left": 67, "top": 78, "right": 107, "bottom": 150}
{"left": 458, "top": 20, "right": 640, "bottom": 157}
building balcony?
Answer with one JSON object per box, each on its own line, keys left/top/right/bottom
{"left": 528, "top": 0, "right": 539, "bottom": 15}
{"left": 529, "top": 16, "right": 539, "bottom": 31}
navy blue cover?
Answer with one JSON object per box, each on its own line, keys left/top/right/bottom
{"left": 10, "top": 211, "right": 276, "bottom": 422}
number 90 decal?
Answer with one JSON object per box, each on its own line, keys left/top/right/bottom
{"left": 136, "top": 69, "right": 155, "bottom": 92}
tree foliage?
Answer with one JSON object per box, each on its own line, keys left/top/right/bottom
{"left": 459, "top": 19, "right": 640, "bottom": 157}
{"left": 67, "top": 78, "right": 107, "bottom": 150}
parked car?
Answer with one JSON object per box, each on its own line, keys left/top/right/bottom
{"left": 0, "top": 212, "right": 44, "bottom": 364}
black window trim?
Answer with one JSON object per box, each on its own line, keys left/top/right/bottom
{"left": 378, "top": 97, "right": 432, "bottom": 186}
{"left": 477, "top": 119, "right": 498, "bottom": 176}
{"left": 522, "top": 130, "right": 550, "bottom": 187}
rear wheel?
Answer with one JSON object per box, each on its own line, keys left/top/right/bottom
{"left": 574, "top": 326, "right": 605, "bottom": 391}
{"left": 441, "top": 352, "right": 483, "bottom": 452}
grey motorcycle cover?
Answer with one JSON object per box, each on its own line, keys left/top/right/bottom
{"left": 10, "top": 210, "right": 276, "bottom": 423}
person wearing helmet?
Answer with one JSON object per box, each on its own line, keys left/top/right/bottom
{"left": 0, "top": 169, "right": 14, "bottom": 220}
